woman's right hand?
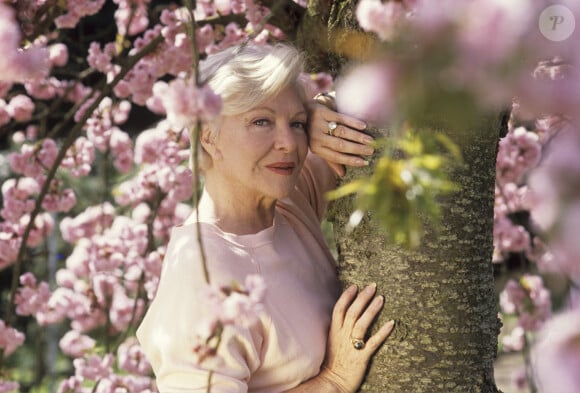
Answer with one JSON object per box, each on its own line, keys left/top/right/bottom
{"left": 319, "top": 283, "right": 394, "bottom": 393}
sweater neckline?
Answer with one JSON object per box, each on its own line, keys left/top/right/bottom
{"left": 182, "top": 210, "right": 282, "bottom": 249}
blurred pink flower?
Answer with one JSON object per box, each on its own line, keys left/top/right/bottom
{"left": 0, "top": 380, "right": 19, "bottom": 393}
{"left": 356, "top": 0, "right": 408, "bottom": 41}
{"left": 59, "top": 330, "right": 96, "bottom": 358}
{"left": 49, "top": 43, "right": 69, "bottom": 67}
{"left": 500, "top": 275, "right": 552, "bottom": 331}
{"left": 502, "top": 326, "right": 525, "bottom": 352}
{"left": 493, "top": 216, "right": 530, "bottom": 255}
{"left": 117, "top": 338, "right": 152, "bottom": 375}
{"left": 54, "top": 0, "right": 106, "bottom": 29}
{"left": 0, "top": 320, "right": 25, "bottom": 357}
{"left": 60, "top": 202, "right": 115, "bottom": 243}
{"left": 335, "top": 62, "right": 396, "bottom": 127}
{"left": 73, "top": 353, "right": 114, "bottom": 381}
{"left": 496, "top": 127, "right": 541, "bottom": 185}
{"left": 7, "top": 94, "right": 35, "bottom": 122}
{"left": 114, "top": 0, "right": 150, "bottom": 36}
{"left": 15, "top": 272, "right": 51, "bottom": 318}
{"left": 61, "top": 137, "right": 95, "bottom": 178}
{"left": 0, "top": 3, "right": 50, "bottom": 82}
{"left": 153, "top": 78, "right": 222, "bottom": 130}
{"left": 533, "top": 310, "right": 580, "bottom": 393}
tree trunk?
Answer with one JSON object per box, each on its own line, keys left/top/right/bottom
{"left": 329, "top": 120, "right": 502, "bottom": 392}
{"left": 297, "top": 1, "right": 503, "bottom": 391}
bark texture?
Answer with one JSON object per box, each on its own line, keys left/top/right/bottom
{"left": 328, "top": 120, "right": 503, "bottom": 392}
{"left": 296, "top": 1, "right": 504, "bottom": 391}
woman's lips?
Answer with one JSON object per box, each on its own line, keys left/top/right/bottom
{"left": 266, "top": 162, "right": 296, "bottom": 176}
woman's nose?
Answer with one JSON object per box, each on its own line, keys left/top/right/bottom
{"left": 274, "top": 123, "right": 299, "bottom": 152}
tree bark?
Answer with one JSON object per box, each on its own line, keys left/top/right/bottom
{"left": 296, "top": 1, "right": 503, "bottom": 391}
{"left": 328, "top": 120, "right": 503, "bottom": 392}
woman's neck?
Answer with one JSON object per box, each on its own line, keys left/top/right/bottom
{"left": 196, "top": 188, "right": 276, "bottom": 235}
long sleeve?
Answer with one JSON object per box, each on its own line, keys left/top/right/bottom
{"left": 136, "top": 228, "right": 264, "bottom": 393}
{"left": 294, "top": 152, "right": 338, "bottom": 222}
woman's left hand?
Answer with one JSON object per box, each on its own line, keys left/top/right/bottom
{"left": 307, "top": 100, "right": 375, "bottom": 177}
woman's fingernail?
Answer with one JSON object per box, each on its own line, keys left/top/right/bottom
{"left": 386, "top": 319, "right": 395, "bottom": 328}
{"left": 363, "top": 136, "right": 374, "bottom": 144}
{"left": 365, "top": 283, "right": 377, "bottom": 293}
{"left": 348, "top": 284, "right": 358, "bottom": 293}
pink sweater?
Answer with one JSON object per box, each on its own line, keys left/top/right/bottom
{"left": 137, "top": 154, "right": 341, "bottom": 392}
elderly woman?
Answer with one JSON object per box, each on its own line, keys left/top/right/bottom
{"left": 137, "top": 43, "right": 394, "bottom": 393}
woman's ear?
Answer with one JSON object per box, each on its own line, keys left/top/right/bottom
{"left": 200, "top": 125, "right": 222, "bottom": 160}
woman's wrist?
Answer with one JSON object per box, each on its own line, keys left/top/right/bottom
{"left": 317, "top": 367, "right": 351, "bottom": 393}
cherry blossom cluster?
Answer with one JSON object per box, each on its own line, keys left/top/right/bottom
{"left": 349, "top": 0, "right": 580, "bottom": 128}
{"left": 193, "top": 275, "right": 266, "bottom": 364}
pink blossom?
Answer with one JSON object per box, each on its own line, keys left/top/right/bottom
{"left": 49, "top": 43, "right": 69, "bottom": 67}
{"left": 299, "top": 72, "right": 334, "bottom": 100}
{"left": 0, "top": 224, "right": 21, "bottom": 269}
{"left": 196, "top": 24, "right": 215, "bottom": 54}
{"left": 60, "top": 203, "right": 116, "bottom": 243}
{"left": 356, "top": 0, "right": 408, "bottom": 41}
{"left": 56, "top": 376, "right": 83, "bottom": 393}
{"left": 546, "top": 202, "right": 580, "bottom": 282}
{"left": 218, "top": 22, "right": 247, "bottom": 49}
{"left": 15, "top": 272, "right": 51, "bottom": 317}
{"left": 59, "top": 330, "right": 96, "bottom": 358}
{"left": 108, "top": 128, "right": 134, "bottom": 173}
{"left": 54, "top": 0, "right": 106, "bottom": 29}
{"left": 61, "top": 137, "right": 95, "bottom": 177}
{"left": 114, "top": 0, "right": 150, "bottom": 36}
{"left": 153, "top": 78, "right": 222, "bottom": 130}
{"left": 0, "top": 381, "right": 19, "bottom": 393}
{"left": 7, "top": 94, "right": 35, "bottom": 122}
{"left": 117, "top": 338, "right": 151, "bottom": 375}
{"left": 335, "top": 62, "right": 396, "bottom": 127}
{"left": 42, "top": 187, "right": 77, "bottom": 213}
{"left": 493, "top": 216, "right": 530, "bottom": 255}
{"left": 134, "top": 123, "right": 189, "bottom": 166}
{"left": 0, "top": 81, "right": 12, "bottom": 98}
{"left": 533, "top": 310, "right": 580, "bottom": 393}
{"left": 501, "top": 326, "right": 525, "bottom": 352}
{"left": 496, "top": 127, "right": 541, "bottom": 185}
{"left": 0, "top": 100, "right": 10, "bottom": 127}
{"left": 0, "top": 3, "right": 50, "bottom": 82}
{"left": 73, "top": 353, "right": 114, "bottom": 381}
{"left": 500, "top": 275, "right": 552, "bottom": 332}
{"left": 0, "top": 320, "right": 25, "bottom": 356}
{"left": 1, "top": 177, "right": 39, "bottom": 222}
{"left": 8, "top": 138, "right": 58, "bottom": 178}
{"left": 24, "top": 77, "right": 61, "bottom": 100}
{"left": 87, "top": 42, "right": 117, "bottom": 73}
{"left": 198, "top": 274, "right": 267, "bottom": 337}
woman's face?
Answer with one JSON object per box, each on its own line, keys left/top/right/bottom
{"left": 208, "top": 86, "right": 309, "bottom": 205}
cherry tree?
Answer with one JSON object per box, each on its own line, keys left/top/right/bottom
{"left": 0, "top": 0, "right": 579, "bottom": 392}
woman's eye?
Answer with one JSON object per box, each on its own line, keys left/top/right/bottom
{"left": 253, "top": 119, "right": 270, "bottom": 127}
{"left": 291, "top": 121, "right": 307, "bottom": 132}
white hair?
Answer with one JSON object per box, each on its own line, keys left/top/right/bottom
{"left": 190, "top": 43, "right": 307, "bottom": 171}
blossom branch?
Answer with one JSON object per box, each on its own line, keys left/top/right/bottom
{"left": 3, "top": 32, "right": 164, "bottom": 335}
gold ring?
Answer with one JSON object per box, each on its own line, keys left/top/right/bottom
{"left": 351, "top": 337, "right": 365, "bottom": 350}
{"left": 328, "top": 121, "right": 338, "bottom": 136}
